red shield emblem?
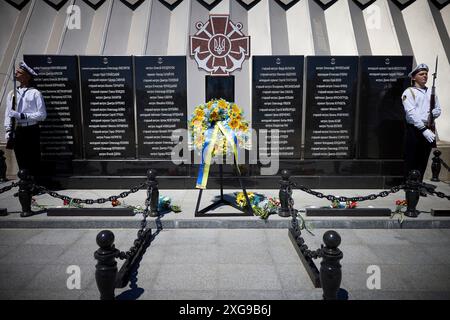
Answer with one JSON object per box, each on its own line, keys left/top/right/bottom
{"left": 190, "top": 15, "right": 250, "bottom": 76}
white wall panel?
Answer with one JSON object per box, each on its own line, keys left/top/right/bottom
{"left": 364, "top": 0, "right": 401, "bottom": 55}
{"left": 85, "top": 0, "right": 113, "bottom": 54}
{"left": 127, "top": 0, "right": 153, "bottom": 55}
{"left": 247, "top": 0, "right": 271, "bottom": 55}
{"left": 103, "top": 0, "right": 133, "bottom": 55}
{"left": 0, "top": 1, "right": 21, "bottom": 64}
{"left": 145, "top": 0, "right": 171, "bottom": 55}
{"left": 308, "top": 0, "right": 330, "bottom": 55}
{"left": 286, "top": 0, "right": 314, "bottom": 55}
{"left": 167, "top": 0, "right": 191, "bottom": 55}
{"left": 269, "top": 0, "right": 289, "bottom": 55}
{"left": 46, "top": 0, "right": 75, "bottom": 54}
{"left": 186, "top": 0, "right": 209, "bottom": 113}
{"left": 59, "top": 0, "right": 95, "bottom": 54}
{"left": 325, "top": 0, "right": 357, "bottom": 55}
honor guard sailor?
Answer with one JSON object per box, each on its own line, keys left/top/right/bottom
{"left": 402, "top": 63, "right": 442, "bottom": 181}
{"left": 4, "top": 61, "right": 47, "bottom": 179}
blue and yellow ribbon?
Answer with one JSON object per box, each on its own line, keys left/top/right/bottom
{"left": 196, "top": 122, "right": 241, "bottom": 189}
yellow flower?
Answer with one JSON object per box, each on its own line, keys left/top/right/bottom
{"left": 192, "top": 117, "right": 203, "bottom": 127}
{"left": 229, "top": 118, "right": 240, "bottom": 130}
{"left": 206, "top": 100, "right": 214, "bottom": 109}
{"left": 218, "top": 99, "right": 228, "bottom": 110}
{"left": 239, "top": 122, "right": 248, "bottom": 132}
{"left": 231, "top": 104, "right": 241, "bottom": 114}
{"left": 195, "top": 108, "right": 205, "bottom": 118}
{"left": 210, "top": 108, "right": 220, "bottom": 121}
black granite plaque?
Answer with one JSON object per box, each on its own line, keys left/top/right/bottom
{"left": 24, "top": 55, "right": 82, "bottom": 160}
{"left": 206, "top": 76, "right": 234, "bottom": 102}
{"left": 252, "top": 56, "right": 304, "bottom": 159}
{"left": 357, "top": 56, "right": 413, "bottom": 159}
{"left": 135, "top": 56, "right": 187, "bottom": 160}
{"left": 304, "top": 56, "right": 358, "bottom": 159}
{"left": 79, "top": 56, "right": 135, "bottom": 159}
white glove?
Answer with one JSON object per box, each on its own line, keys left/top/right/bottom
{"left": 5, "top": 131, "right": 10, "bottom": 141}
{"left": 422, "top": 129, "right": 436, "bottom": 143}
{"left": 8, "top": 110, "right": 21, "bottom": 119}
{"left": 432, "top": 109, "right": 440, "bottom": 118}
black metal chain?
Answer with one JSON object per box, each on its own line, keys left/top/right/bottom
{"left": 287, "top": 181, "right": 323, "bottom": 260}
{"left": 0, "top": 181, "right": 19, "bottom": 194}
{"left": 292, "top": 182, "right": 405, "bottom": 203}
{"left": 117, "top": 183, "right": 154, "bottom": 260}
{"left": 35, "top": 182, "right": 147, "bottom": 205}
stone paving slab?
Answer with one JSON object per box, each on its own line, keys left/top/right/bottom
{"left": 0, "top": 228, "right": 450, "bottom": 300}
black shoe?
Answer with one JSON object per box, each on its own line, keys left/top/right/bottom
{"left": 20, "top": 211, "right": 33, "bottom": 218}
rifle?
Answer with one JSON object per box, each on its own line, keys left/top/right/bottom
{"left": 427, "top": 56, "right": 438, "bottom": 148}
{"left": 5, "top": 62, "right": 17, "bottom": 150}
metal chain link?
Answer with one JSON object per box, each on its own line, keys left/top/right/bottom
{"left": 0, "top": 181, "right": 20, "bottom": 194}
{"left": 117, "top": 183, "right": 154, "bottom": 260}
{"left": 292, "top": 182, "right": 405, "bottom": 203}
{"left": 35, "top": 182, "right": 147, "bottom": 204}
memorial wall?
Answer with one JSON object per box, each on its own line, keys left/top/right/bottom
{"left": 23, "top": 54, "right": 413, "bottom": 187}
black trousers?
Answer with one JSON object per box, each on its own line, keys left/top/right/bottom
{"left": 404, "top": 124, "right": 432, "bottom": 182}
{"left": 13, "top": 124, "right": 41, "bottom": 178}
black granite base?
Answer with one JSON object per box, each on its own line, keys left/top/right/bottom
{"left": 306, "top": 208, "right": 392, "bottom": 217}
{"left": 38, "top": 159, "right": 406, "bottom": 190}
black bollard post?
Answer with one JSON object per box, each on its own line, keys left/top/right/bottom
{"left": 94, "top": 230, "right": 120, "bottom": 300}
{"left": 0, "top": 150, "right": 7, "bottom": 182}
{"left": 278, "top": 170, "right": 292, "bottom": 217}
{"left": 431, "top": 150, "right": 442, "bottom": 182}
{"left": 404, "top": 170, "right": 421, "bottom": 218}
{"left": 320, "top": 230, "right": 343, "bottom": 300}
{"left": 147, "top": 169, "right": 159, "bottom": 217}
{"left": 17, "top": 169, "right": 33, "bottom": 218}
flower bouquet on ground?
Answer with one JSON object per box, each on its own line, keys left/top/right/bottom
{"left": 188, "top": 99, "right": 251, "bottom": 189}
{"left": 330, "top": 200, "right": 358, "bottom": 209}
{"left": 111, "top": 196, "right": 181, "bottom": 214}
{"left": 235, "top": 192, "right": 280, "bottom": 220}
{"left": 391, "top": 199, "right": 407, "bottom": 225}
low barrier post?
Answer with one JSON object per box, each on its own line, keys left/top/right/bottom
{"left": 320, "top": 230, "right": 343, "bottom": 300}
{"left": 18, "top": 169, "right": 33, "bottom": 217}
{"left": 404, "top": 170, "right": 421, "bottom": 218}
{"left": 94, "top": 230, "right": 119, "bottom": 300}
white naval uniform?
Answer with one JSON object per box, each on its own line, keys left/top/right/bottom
{"left": 401, "top": 86, "right": 441, "bottom": 130}
{"left": 401, "top": 86, "right": 442, "bottom": 181}
{"left": 4, "top": 87, "right": 47, "bottom": 130}
{"left": 4, "top": 86, "right": 47, "bottom": 177}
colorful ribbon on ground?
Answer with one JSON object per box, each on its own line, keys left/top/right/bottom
{"left": 196, "top": 122, "right": 241, "bottom": 189}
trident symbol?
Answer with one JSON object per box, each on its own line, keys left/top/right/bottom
{"left": 214, "top": 38, "right": 226, "bottom": 55}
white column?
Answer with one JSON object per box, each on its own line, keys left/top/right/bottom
{"left": 85, "top": 0, "right": 113, "bottom": 55}
{"left": 145, "top": 0, "right": 171, "bottom": 55}
{"left": 167, "top": 0, "right": 192, "bottom": 55}
{"left": 324, "top": 0, "right": 358, "bottom": 55}
{"left": 103, "top": 0, "right": 133, "bottom": 55}
{"left": 402, "top": 1, "right": 450, "bottom": 142}
{"left": 286, "top": 0, "right": 314, "bottom": 56}
{"left": 247, "top": 0, "right": 272, "bottom": 55}
{"left": 230, "top": 0, "right": 250, "bottom": 119}
{"left": 127, "top": 0, "right": 153, "bottom": 55}
{"left": 59, "top": 0, "right": 95, "bottom": 55}
{"left": 46, "top": 0, "right": 75, "bottom": 54}
{"left": 363, "top": 0, "right": 402, "bottom": 55}
{"left": 269, "top": 0, "right": 289, "bottom": 55}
